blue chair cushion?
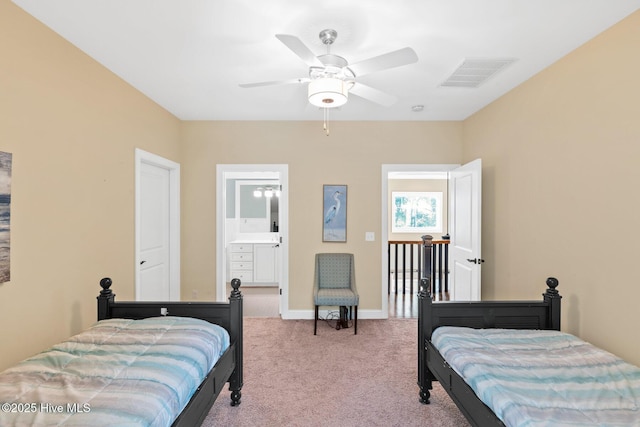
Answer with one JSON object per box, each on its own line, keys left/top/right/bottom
{"left": 317, "top": 254, "right": 353, "bottom": 288}
{"left": 315, "top": 288, "right": 359, "bottom": 306}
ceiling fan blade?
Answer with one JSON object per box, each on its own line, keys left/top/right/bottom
{"left": 239, "top": 77, "right": 309, "bottom": 88}
{"left": 349, "top": 82, "right": 398, "bottom": 107}
{"left": 348, "top": 47, "right": 418, "bottom": 77}
{"left": 275, "top": 34, "right": 324, "bottom": 68}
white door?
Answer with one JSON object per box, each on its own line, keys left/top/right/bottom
{"left": 449, "top": 159, "right": 482, "bottom": 301}
{"left": 135, "top": 149, "right": 180, "bottom": 301}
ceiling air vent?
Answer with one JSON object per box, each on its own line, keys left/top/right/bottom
{"left": 440, "top": 58, "right": 517, "bottom": 88}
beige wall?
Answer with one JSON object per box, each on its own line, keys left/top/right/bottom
{"left": 0, "top": 2, "right": 181, "bottom": 369}
{"left": 180, "top": 121, "right": 463, "bottom": 312}
{"left": 3, "top": 0, "right": 639, "bottom": 372}
{"left": 463, "top": 10, "right": 640, "bottom": 365}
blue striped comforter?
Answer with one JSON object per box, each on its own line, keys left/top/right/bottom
{"left": 0, "top": 317, "right": 230, "bottom": 427}
{"left": 432, "top": 327, "right": 640, "bottom": 426}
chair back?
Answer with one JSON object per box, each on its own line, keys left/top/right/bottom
{"left": 316, "top": 253, "right": 354, "bottom": 289}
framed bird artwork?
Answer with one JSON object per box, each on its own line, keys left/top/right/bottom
{"left": 322, "top": 184, "right": 347, "bottom": 242}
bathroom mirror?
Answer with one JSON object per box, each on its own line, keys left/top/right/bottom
{"left": 234, "top": 180, "right": 279, "bottom": 233}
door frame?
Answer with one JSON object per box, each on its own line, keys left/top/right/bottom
{"left": 216, "top": 164, "right": 289, "bottom": 315}
{"left": 381, "top": 164, "right": 460, "bottom": 316}
{"left": 135, "top": 148, "right": 181, "bottom": 300}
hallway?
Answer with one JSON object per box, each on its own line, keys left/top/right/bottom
{"left": 388, "top": 279, "right": 450, "bottom": 319}
{"left": 388, "top": 291, "right": 418, "bottom": 318}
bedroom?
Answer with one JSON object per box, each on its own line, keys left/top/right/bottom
{"left": 1, "top": 0, "right": 639, "bottom": 390}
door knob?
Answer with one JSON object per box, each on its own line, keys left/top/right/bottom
{"left": 466, "top": 258, "right": 485, "bottom": 264}
{"left": 140, "top": 260, "right": 147, "bottom": 265}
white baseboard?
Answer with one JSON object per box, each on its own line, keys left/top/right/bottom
{"left": 280, "top": 308, "right": 387, "bottom": 320}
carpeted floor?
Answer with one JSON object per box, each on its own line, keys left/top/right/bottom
{"left": 203, "top": 317, "right": 470, "bottom": 427}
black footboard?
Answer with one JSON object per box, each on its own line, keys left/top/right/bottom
{"left": 97, "top": 277, "right": 244, "bottom": 424}
{"left": 417, "top": 276, "right": 561, "bottom": 426}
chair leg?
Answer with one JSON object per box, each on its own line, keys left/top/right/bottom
{"left": 354, "top": 305, "right": 358, "bottom": 335}
{"left": 314, "top": 306, "right": 319, "bottom": 335}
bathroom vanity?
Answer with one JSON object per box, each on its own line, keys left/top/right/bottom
{"left": 228, "top": 240, "right": 279, "bottom": 285}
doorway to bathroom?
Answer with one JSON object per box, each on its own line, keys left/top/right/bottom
{"left": 216, "top": 164, "right": 289, "bottom": 317}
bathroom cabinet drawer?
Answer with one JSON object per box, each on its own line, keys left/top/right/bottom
{"left": 231, "top": 261, "right": 253, "bottom": 271}
{"left": 230, "top": 270, "right": 253, "bottom": 282}
{"left": 229, "top": 243, "right": 252, "bottom": 253}
{"left": 230, "top": 252, "right": 253, "bottom": 262}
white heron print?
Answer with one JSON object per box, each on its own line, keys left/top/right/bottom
{"left": 323, "top": 185, "right": 347, "bottom": 242}
{"left": 324, "top": 191, "right": 342, "bottom": 224}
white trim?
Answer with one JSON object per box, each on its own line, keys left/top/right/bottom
{"left": 284, "top": 309, "right": 386, "bottom": 320}
{"left": 135, "top": 148, "right": 181, "bottom": 301}
{"left": 216, "top": 164, "right": 289, "bottom": 317}
{"left": 381, "top": 164, "right": 459, "bottom": 316}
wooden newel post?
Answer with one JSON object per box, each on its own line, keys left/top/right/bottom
{"left": 421, "top": 235, "right": 433, "bottom": 292}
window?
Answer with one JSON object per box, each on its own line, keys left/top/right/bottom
{"left": 392, "top": 191, "right": 442, "bottom": 233}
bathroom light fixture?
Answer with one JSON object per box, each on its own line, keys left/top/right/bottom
{"left": 253, "top": 186, "right": 281, "bottom": 198}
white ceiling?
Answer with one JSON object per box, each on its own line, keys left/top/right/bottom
{"left": 12, "top": 0, "right": 640, "bottom": 121}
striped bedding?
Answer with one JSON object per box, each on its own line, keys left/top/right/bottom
{"left": 432, "top": 326, "right": 640, "bottom": 427}
{"left": 0, "top": 316, "right": 230, "bottom": 427}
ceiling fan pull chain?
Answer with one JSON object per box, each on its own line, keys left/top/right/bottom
{"left": 323, "top": 108, "right": 330, "bottom": 136}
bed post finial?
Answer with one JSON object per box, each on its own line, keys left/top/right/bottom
{"left": 545, "top": 277, "right": 559, "bottom": 295}
{"left": 543, "top": 277, "right": 561, "bottom": 331}
{"left": 230, "top": 278, "right": 242, "bottom": 299}
{"left": 99, "top": 277, "right": 113, "bottom": 296}
{"left": 97, "top": 277, "right": 115, "bottom": 321}
{"left": 418, "top": 278, "right": 431, "bottom": 299}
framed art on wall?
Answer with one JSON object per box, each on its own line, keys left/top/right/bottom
{"left": 323, "top": 184, "right": 347, "bottom": 242}
{"left": 0, "top": 151, "right": 11, "bottom": 283}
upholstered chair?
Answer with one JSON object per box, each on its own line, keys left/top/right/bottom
{"left": 313, "top": 253, "right": 359, "bottom": 335}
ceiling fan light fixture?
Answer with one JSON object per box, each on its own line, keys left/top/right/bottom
{"left": 308, "top": 77, "right": 348, "bottom": 108}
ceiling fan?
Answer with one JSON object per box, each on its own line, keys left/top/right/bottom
{"left": 239, "top": 29, "right": 418, "bottom": 109}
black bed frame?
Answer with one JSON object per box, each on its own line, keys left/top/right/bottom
{"left": 417, "top": 236, "right": 562, "bottom": 427}
{"left": 97, "top": 277, "right": 243, "bottom": 427}
{"left": 418, "top": 277, "right": 562, "bottom": 427}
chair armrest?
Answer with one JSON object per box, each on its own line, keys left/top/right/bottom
{"left": 313, "top": 257, "right": 320, "bottom": 297}
{"left": 349, "top": 257, "right": 358, "bottom": 295}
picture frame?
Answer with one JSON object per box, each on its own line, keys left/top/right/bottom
{"left": 0, "top": 151, "right": 11, "bottom": 283}
{"left": 323, "top": 184, "right": 347, "bottom": 242}
{"left": 392, "top": 191, "right": 442, "bottom": 233}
